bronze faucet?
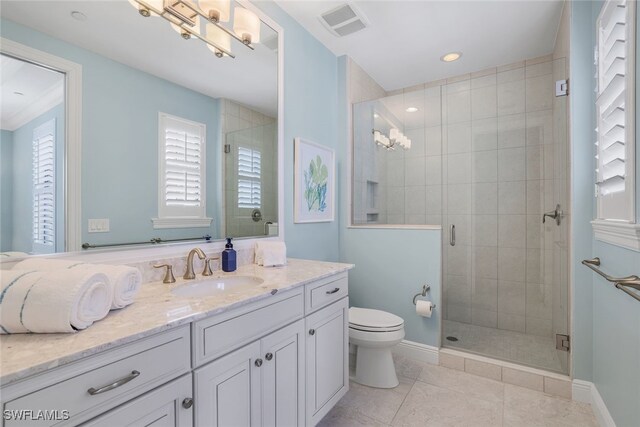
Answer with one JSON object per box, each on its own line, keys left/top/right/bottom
{"left": 184, "top": 248, "right": 206, "bottom": 280}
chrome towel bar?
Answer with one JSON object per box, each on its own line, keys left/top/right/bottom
{"left": 582, "top": 257, "right": 640, "bottom": 302}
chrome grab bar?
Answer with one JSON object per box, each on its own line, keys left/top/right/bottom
{"left": 449, "top": 224, "right": 455, "bottom": 246}
{"left": 582, "top": 257, "right": 640, "bottom": 302}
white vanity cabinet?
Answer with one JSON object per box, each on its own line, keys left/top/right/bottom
{"left": 82, "top": 374, "right": 193, "bottom": 427}
{"left": 302, "top": 273, "right": 350, "bottom": 426}
{"left": 1, "top": 326, "right": 191, "bottom": 427}
{"left": 0, "top": 270, "right": 350, "bottom": 427}
{"left": 194, "top": 319, "right": 305, "bottom": 427}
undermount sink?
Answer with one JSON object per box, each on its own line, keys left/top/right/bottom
{"left": 171, "top": 276, "right": 265, "bottom": 298}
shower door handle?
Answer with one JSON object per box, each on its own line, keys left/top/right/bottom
{"left": 449, "top": 224, "right": 455, "bottom": 246}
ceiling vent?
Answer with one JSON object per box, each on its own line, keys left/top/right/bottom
{"left": 319, "top": 4, "right": 368, "bottom": 37}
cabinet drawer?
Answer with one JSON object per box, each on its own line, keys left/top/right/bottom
{"left": 4, "top": 327, "right": 190, "bottom": 427}
{"left": 193, "top": 289, "right": 304, "bottom": 367}
{"left": 305, "top": 273, "right": 348, "bottom": 314}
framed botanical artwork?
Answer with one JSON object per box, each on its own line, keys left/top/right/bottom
{"left": 294, "top": 137, "right": 335, "bottom": 223}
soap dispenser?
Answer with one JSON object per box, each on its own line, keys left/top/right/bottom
{"left": 222, "top": 237, "right": 237, "bottom": 272}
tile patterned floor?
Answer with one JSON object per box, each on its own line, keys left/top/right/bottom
{"left": 443, "top": 320, "right": 565, "bottom": 373}
{"left": 318, "top": 354, "right": 597, "bottom": 427}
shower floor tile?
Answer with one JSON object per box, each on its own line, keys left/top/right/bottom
{"left": 443, "top": 320, "right": 564, "bottom": 373}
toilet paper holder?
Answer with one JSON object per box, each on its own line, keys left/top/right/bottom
{"left": 412, "top": 284, "right": 436, "bottom": 308}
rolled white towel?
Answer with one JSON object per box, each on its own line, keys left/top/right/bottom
{"left": 255, "top": 241, "right": 287, "bottom": 267}
{"left": 0, "top": 269, "right": 112, "bottom": 334}
{"left": 12, "top": 259, "right": 142, "bottom": 310}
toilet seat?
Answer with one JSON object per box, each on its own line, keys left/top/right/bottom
{"left": 349, "top": 307, "right": 404, "bottom": 332}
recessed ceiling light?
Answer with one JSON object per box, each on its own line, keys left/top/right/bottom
{"left": 405, "top": 107, "right": 419, "bottom": 113}
{"left": 13, "top": 91, "right": 24, "bottom": 96}
{"left": 373, "top": 113, "right": 379, "bottom": 118}
{"left": 71, "top": 11, "right": 87, "bottom": 21}
{"left": 441, "top": 52, "right": 462, "bottom": 62}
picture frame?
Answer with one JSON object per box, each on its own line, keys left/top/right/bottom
{"left": 294, "top": 137, "right": 335, "bottom": 223}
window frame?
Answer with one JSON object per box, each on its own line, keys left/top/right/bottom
{"left": 592, "top": 0, "right": 640, "bottom": 250}
{"left": 152, "top": 112, "right": 212, "bottom": 229}
{"left": 237, "top": 146, "right": 262, "bottom": 210}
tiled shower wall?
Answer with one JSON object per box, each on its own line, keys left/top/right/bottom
{"left": 442, "top": 56, "right": 559, "bottom": 339}
{"left": 351, "top": 54, "right": 566, "bottom": 342}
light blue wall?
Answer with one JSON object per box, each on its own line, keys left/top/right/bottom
{"left": 0, "top": 130, "right": 13, "bottom": 251}
{"left": 342, "top": 227, "right": 442, "bottom": 346}
{"left": 572, "top": 2, "right": 640, "bottom": 425}
{"left": 570, "top": 0, "right": 596, "bottom": 383}
{"left": 255, "top": 2, "right": 340, "bottom": 261}
{"left": 9, "top": 104, "right": 65, "bottom": 253}
{"left": 1, "top": 19, "right": 223, "bottom": 248}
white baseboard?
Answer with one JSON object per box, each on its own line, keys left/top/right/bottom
{"left": 572, "top": 380, "right": 592, "bottom": 403}
{"left": 572, "top": 380, "right": 616, "bottom": 427}
{"left": 393, "top": 340, "right": 439, "bottom": 365}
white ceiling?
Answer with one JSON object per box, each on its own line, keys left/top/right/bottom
{"left": 1, "top": 1, "right": 278, "bottom": 116}
{"left": 276, "top": 0, "right": 565, "bottom": 91}
{"left": 1, "top": 55, "right": 64, "bottom": 131}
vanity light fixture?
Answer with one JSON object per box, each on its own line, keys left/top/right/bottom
{"left": 128, "top": 0, "right": 260, "bottom": 59}
{"left": 372, "top": 128, "right": 411, "bottom": 151}
{"left": 441, "top": 52, "right": 462, "bottom": 62}
{"left": 405, "top": 107, "right": 418, "bottom": 113}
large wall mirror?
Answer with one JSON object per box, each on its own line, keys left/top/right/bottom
{"left": 0, "top": 0, "right": 280, "bottom": 256}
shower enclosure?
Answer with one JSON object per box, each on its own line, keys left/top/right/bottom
{"left": 352, "top": 53, "right": 570, "bottom": 374}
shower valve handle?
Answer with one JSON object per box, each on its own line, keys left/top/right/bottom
{"left": 543, "top": 204, "right": 563, "bottom": 226}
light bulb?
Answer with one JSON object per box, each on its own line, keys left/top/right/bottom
{"left": 199, "top": 0, "right": 230, "bottom": 22}
{"left": 171, "top": 14, "right": 201, "bottom": 40}
{"left": 206, "top": 23, "right": 231, "bottom": 57}
{"left": 233, "top": 7, "right": 260, "bottom": 45}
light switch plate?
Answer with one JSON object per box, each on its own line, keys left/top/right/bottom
{"left": 88, "top": 218, "right": 110, "bottom": 233}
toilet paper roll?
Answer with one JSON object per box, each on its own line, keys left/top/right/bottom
{"left": 415, "top": 300, "right": 434, "bottom": 318}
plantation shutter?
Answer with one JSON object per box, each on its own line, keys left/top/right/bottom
{"left": 238, "top": 146, "right": 261, "bottom": 209}
{"left": 595, "top": 0, "right": 636, "bottom": 221}
{"left": 159, "top": 114, "right": 206, "bottom": 219}
{"left": 32, "top": 119, "right": 56, "bottom": 250}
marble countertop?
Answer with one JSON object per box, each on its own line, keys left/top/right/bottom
{"left": 0, "top": 259, "right": 353, "bottom": 386}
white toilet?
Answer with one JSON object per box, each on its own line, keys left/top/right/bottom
{"left": 349, "top": 307, "right": 405, "bottom": 389}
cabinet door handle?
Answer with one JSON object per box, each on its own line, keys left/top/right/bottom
{"left": 182, "top": 398, "right": 194, "bottom": 409}
{"left": 265, "top": 352, "right": 273, "bottom": 361}
{"left": 309, "top": 329, "right": 315, "bottom": 336}
{"left": 325, "top": 287, "right": 340, "bottom": 295}
{"left": 87, "top": 370, "right": 140, "bottom": 396}
{"left": 255, "top": 358, "right": 263, "bottom": 367}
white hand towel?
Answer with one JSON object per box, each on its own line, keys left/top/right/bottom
{"left": 0, "top": 269, "right": 112, "bottom": 334}
{"left": 13, "top": 259, "right": 142, "bottom": 310}
{"left": 255, "top": 241, "right": 287, "bottom": 267}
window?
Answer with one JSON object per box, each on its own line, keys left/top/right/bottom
{"left": 238, "top": 146, "right": 261, "bottom": 209}
{"left": 593, "top": 0, "right": 640, "bottom": 250}
{"left": 153, "top": 113, "right": 212, "bottom": 229}
{"left": 32, "top": 119, "right": 56, "bottom": 252}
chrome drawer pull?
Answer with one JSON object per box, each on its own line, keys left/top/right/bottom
{"left": 325, "top": 287, "right": 340, "bottom": 295}
{"left": 87, "top": 370, "right": 140, "bottom": 396}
